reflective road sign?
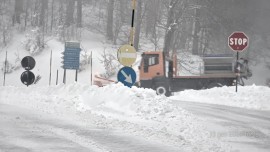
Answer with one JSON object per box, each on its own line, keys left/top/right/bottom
{"left": 117, "top": 45, "right": 137, "bottom": 66}
{"left": 21, "top": 71, "right": 35, "bottom": 86}
{"left": 62, "top": 41, "right": 81, "bottom": 70}
{"left": 228, "top": 32, "right": 249, "bottom": 52}
{"left": 117, "top": 67, "right": 136, "bottom": 87}
{"left": 21, "top": 56, "right": 36, "bottom": 70}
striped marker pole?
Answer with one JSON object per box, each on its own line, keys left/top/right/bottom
{"left": 130, "top": 0, "right": 136, "bottom": 46}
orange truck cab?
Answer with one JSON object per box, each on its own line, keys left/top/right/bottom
{"left": 139, "top": 51, "right": 173, "bottom": 96}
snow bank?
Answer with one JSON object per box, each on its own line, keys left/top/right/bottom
{"left": 0, "top": 83, "right": 229, "bottom": 152}
{"left": 170, "top": 85, "right": 270, "bottom": 110}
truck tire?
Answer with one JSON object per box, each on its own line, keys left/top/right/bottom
{"left": 156, "top": 85, "right": 171, "bottom": 96}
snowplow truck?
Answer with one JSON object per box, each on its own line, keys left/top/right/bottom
{"left": 138, "top": 51, "right": 252, "bottom": 96}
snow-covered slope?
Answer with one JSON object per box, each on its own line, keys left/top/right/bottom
{"left": 0, "top": 30, "right": 141, "bottom": 87}
{"left": 0, "top": 83, "right": 230, "bottom": 152}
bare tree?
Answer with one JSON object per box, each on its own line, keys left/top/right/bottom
{"left": 163, "top": 0, "right": 186, "bottom": 56}
{"left": 40, "top": 0, "right": 48, "bottom": 27}
{"left": 106, "top": 0, "right": 114, "bottom": 41}
{"left": 50, "top": 0, "right": 55, "bottom": 31}
{"left": 77, "top": 0, "right": 82, "bottom": 28}
{"left": 65, "top": 0, "right": 75, "bottom": 27}
{"left": 13, "top": 0, "right": 23, "bottom": 25}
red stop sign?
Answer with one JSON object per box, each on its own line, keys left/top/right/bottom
{"left": 228, "top": 32, "right": 249, "bottom": 52}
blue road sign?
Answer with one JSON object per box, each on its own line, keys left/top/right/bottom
{"left": 62, "top": 42, "right": 81, "bottom": 70}
{"left": 117, "top": 67, "right": 136, "bottom": 87}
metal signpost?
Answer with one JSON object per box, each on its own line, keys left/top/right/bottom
{"left": 3, "top": 51, "right": 7, "bottom": 86}
{"left": 117, "top": 0, "right": 137, "bottom": 88}
{"left": 228, "top": 32, "right": 249, "bottom": 92}
{"left": 62, "top": 42, "right": 81, "bottom": 83}
{"left": 90, "top": 51, "right": 93, "bottom": 85}
{"left": 49, "top": 50, "right": 52, "bottom": 86}
{"left": 56, "top": 69, "right": 59, "bottom": 85}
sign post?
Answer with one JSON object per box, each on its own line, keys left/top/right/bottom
{"left": 49, "top": 50, "right": 52, "bottom": 86}
{"left": 116, "top": 0, "right": 137, "bottom": 88}
{"left": 90, "top": 51, "right": 93, "bottom": 85}
{"left": 228, "top": 32, "right": 249, "bottom": 92}
{"left": 56, "top": 69, "right": 59, "bottom": 85}
{"left": 3, "top": 51, "right": 7, "bottom": 86}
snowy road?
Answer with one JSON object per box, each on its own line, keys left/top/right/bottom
{"left": 173, "top": 100, "right": 270, "bottom": 152}
{"left": 0, "top": 103, "right": 180, "bottom": 152}
{"left": 1, "top": 84, "right": 269, "bottom": 152}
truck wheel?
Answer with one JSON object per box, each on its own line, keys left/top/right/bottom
{"left": 156, "top": 85, "right": 171, "bottom": 96}
{"left": 156, "top": 86, "right": 166, "bottom": 96}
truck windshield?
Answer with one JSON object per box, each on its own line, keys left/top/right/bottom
{"left": 142, "top": 54, "right": 159, "bottom": 67}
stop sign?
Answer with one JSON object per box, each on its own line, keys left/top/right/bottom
{"left": 228, "top": 32, "right": 249, "bottom": 52}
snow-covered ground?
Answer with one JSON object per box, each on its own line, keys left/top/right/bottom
{"left": 173, "top": 100, "right": 270, "bottom": 152}
{"left": 170, "top": 85, "right": 270, "bottom": 110}
{"left": 0, "top": 83, "right": 229, "bottom": 151}
{"left": 1, "top": 83, "right": 270, "bottom": 151}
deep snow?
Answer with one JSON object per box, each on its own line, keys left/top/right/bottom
{"left": 0, "top": 83, "right": 230, "bottom": 152}
{"left": 170, "top": 85, "right": 270, "bottom": 110}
